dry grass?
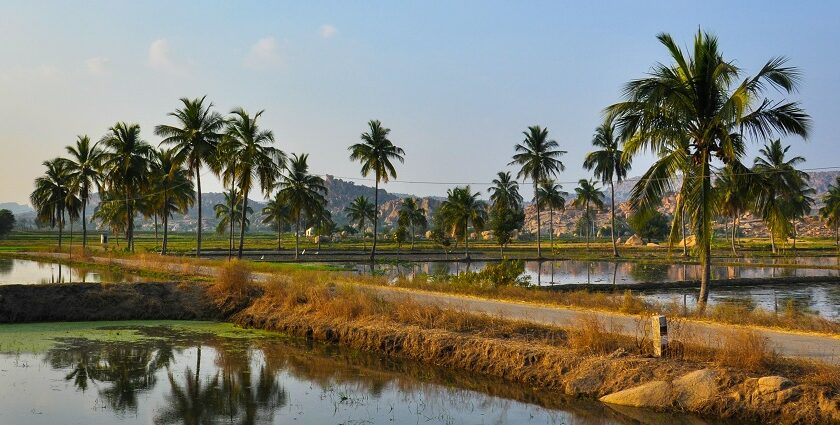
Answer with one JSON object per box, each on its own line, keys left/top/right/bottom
{"left": 209, "top": 260, "right": 260, "bottom": 315}
{"left": 566, "top": 314, "right": 625, "bottom": 355}
{"left": 714, "top": 329, "right": 777, "bottom": 372}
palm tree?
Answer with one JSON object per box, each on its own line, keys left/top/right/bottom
{"left": 155, "top": 96, "right": 225, "bottom": 257}
{"left": 214, "top": 190, "right": 251, "bottom": 243}
{"left": 349, "top": 120, "right": 405, "bottom": 262}
{"left": 607, "top": 30, "right": 810, "bottom": 308}
{"left": 63, "top": 136, "right": 103, "bottom": 250}
{"left": 262, "top": 196, "right": 292, "bottom": 252}
{"left": 398, "top": 198, "right": 427, "bottom": 250}
{"left": 440, "top": 186, "right": 487, "bottom": 260}
{"left": 488, "top": 171, "right": 524, "bottom": 256}
{"left": 345, "top": 196, "right": 375, "bottom": 251}
{"left": 488, "top": 171, "right": 523, "bottom": 210}
{"left": 820, "top": 177, "right": 840, "bottom": 249}
{"left": 583, "top": 120, "right": 631, "bottom": 257}
{"left": 571, "top": 179, "right": 604, "bottom": 248}
{"left": 275, "top": 153, "right": 327, "bottom": 259}
{"left": 100, "top": 122, "right": 154, "bottom": 252}
{"left": 536, "top": 179, "right": 567, "bottom": 254}
{"left": 715, "top": 162, "right": 754, "bottom": 256}
{"left": 509, "top": 126, "right": 566, "bottom": 258}
{"left": 30, "top": 158, "right": 75, "bottom": 249}
{"left": 753, "top": 140, "right": 811, "bottom": 253}
{"left": 153, "top": 149, "right": 195, "bottom": 255}
{"left": 225, "top": 108, "right": 285, "bottom": 258}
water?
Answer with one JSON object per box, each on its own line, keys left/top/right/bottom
{"left": 0, "top": 321, "right": 720, "bottom": 425}
{"left": 363, "top": 260, "right": 840, "bottom": 320}
{"left": 0, "top": 258, "right": 141, "bottom": 284}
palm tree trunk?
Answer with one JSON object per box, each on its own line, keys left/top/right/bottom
{"left": 585, "top": 203, "right": 591, "bottom": 249}
{"left": 196, "top": 168, "right": 202, "bottom": 258}
{"left": 464, "top": 218, "right": 469, "bottom": 260}
{"left": 697, "top": 155, "right": 711, "bottom": 311}
{"left": 681, "top": 205, "right": 688, "bottom": 257}
{"left": 549, "top": 207, "right": 554, "bottom": 256}
{"left": 792, "top": 221, "right": 797, "bottom": 251}
{"left": 730, "top": 215, "right": 737, "bottom": 257}
{"left": 162, "top": 210, "right": 169, "bottom": 256}
{"left": 154, "top": 214, "right": 159, "bottom": 246}
{"left": 534, "top": 182, "right": 541, "bottom": 258}
{"left": 411, "top": 223, "right": 415, "bottom": 251}
{"left": 81, "top": 197, "right": 87, "bottom": 250}
{"left": 372, "top": 179, "right": 379, "bottom": 262}
{"left": 57, "top": 210, "right": 63, "bottom": 250}
{"left": 770, "top": 230, "right": 776, "bottom": 254}
{"left": 295, "top": 214, "right": 300, "bottom": 260}
{"left": 237, "top": 192, "right": 247, "bottom": 259}
{"left": 125, "top": 191, "right": 132, "bottom": 252}
{"left": 610, "top": 180, "right": 618, "bottom": 257}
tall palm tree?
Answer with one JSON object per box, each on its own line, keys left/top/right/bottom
{"left": 583, "top": 120, "right": 631, "bottom": 257}
{"left": 349, "top": 120, "right": 405, "bottom": 262}
{"left": 820, "top": 177, "right": 840, "bottom": 249}
{"left": 715, "top": 162, "right": 754, "bottom": 256}
{"left": 536, "top": 179, "right": 567, "bottom": 254}
{"left": 261, "top": 196, "right": 292, "bottom": 251}
{"left": 509, "top": 126, "right": 566, "bottom": 258}
{"left": 753, "top": 139, "right": 810, "bottom": 253}
{"left": 155, "top": 96, "right": 225, "bottom": 257}
{"left": 100, "top": 122, "right": 154, "bottom": 252}
{"left": 607, "top": 30, "right": 810, "bottom": 308}
{"left": 345, "top": 196, "right": 375, "bottom": 251}
{"left": 63, "top": 135, "right": 103, "bottom": 250}
{"left": 224, "top": 108, "right": 285, "bottom": 258}
{"left": 153, "top": 149, "right": 195, "bottom": 255}
{"left": 397, "top": 198, "right": 427, "bottom": 251}
{"left": 275, "top": 153, "right": 328, "bottom": 259}
{"left": 440, "top": 186, "right": 487, "bottom": 260}
{"left": 30, "top": 158, "right": 75, "bottom": 249}
{"left": 571, "top": 179, "right": 605, "bottom": 248}
{"left": 488, "top": 171, "right": 523, "bottom": 210}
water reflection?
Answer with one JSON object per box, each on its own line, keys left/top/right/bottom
{"left": 0, "top": 258, "right": 141, "bottom": 285}
{"left": 0, "top": 323, "right": 726, "bottom": 424}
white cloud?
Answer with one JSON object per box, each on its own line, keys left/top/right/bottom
{"left": 85, "top": 57, "right": 110, "bottom": 76}
{"left": 147, "top": 39, "right": 186, "bottom": 75}
{"left": 319, "top": 24, "right": 337, "bottom": 39}
{"left": 244, "top": 37, "right": 283, "bottom": 69}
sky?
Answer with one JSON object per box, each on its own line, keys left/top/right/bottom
{"left": 1, "top": 0, "right": 838, "bottom": 204}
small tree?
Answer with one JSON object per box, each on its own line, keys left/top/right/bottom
{"left": 0, "top": 209, "right": 15, "bottom": 238}
{"left": 628, "top": 209, "right": 670, "bottom": 244}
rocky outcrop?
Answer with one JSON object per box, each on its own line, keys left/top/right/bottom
{"left": 600, "top": 368, "right": 722, "bottom": 411}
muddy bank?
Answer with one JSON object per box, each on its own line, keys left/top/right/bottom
{"left": 0, "top": 282, "right": 220, "bottom": 323}
{"left": 544, "top": 275, "right": 840, "bottom": 292}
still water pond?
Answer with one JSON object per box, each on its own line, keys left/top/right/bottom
{"left": 0, "top": 258, "right": 141, "bottom": 284}
{"left": 0, "top": 321, "right": 720, "bottom": 424}
{"left": 367, "top": 260, "right": 840, "bottom": 320}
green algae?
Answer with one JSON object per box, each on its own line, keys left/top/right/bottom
{"left": 0, "top": 320, "right": 283, "bottom": 354}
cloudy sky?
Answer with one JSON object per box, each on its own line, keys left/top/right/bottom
{"left": 1, "top": 1, "right": 838, "bottom": 204}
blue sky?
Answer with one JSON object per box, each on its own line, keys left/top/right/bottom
{"left": 1, "top": 1, "right": 838, "bottom": 203}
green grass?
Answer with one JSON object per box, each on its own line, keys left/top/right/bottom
{"left": 0, "top": 320, "right": 284, "bottom": 353}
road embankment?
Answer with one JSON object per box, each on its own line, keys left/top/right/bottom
{"left": 0, "top": 282, "right": 220, "bottom": 323}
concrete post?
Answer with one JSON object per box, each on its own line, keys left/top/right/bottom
{"left": 652, "top": 315, "right": 668, "bottom": 357}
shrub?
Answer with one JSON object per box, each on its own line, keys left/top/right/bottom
{"left": 450, "top": 260, "right": 531, "bottom": 288}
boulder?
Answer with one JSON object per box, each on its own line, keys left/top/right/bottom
{"left": 646, "top": 242, "right": 659, "bottom": 247}
{"left": 624, "top": 235, "right": 644, "bottom": 246}
{"left": 678, "top": 235, "right": 697, "bottom": 248}
{"left": 600, "top": 369, "right": 721, "bottom": 411}
{"left": 756, "top": 376, "right": 793, "bottom": 394}
{"left": 424, "top": 230, "right": 433, "bottom": 239}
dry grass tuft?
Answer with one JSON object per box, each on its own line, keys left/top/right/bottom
{"left": 566, "top": 314, "right": 624, "bottom": 355}
{"left": 209, "top": 260, "right": 260, "bottom": 314}
{"left": 714, "top": 328, "right": 777, "bottom": 372}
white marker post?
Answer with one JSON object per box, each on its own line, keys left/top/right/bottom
{"left": 652, "top": 315, "right": 668, "bottom": 357}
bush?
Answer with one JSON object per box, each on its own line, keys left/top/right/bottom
{"left": 450, "top": 260, "right": 531, "bottom": 288}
